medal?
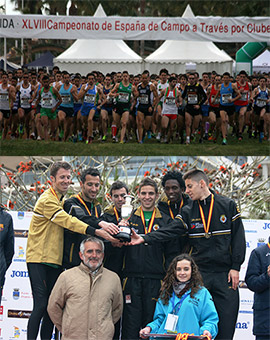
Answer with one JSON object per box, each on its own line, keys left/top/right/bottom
{"left": 204, "top": 232, "right": 211, "bottom": 239}
{"left": 198, "top": 194, "right": 214, "bottom": 238}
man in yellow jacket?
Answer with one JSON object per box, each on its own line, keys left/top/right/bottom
{"left": 26, "top": 161, "right": 119, "bottom": 340}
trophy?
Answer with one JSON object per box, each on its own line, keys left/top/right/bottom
{"left": 114, "top": 195, "right": 134, "bottom": 242}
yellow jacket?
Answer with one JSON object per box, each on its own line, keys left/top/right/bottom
{"left": 26, "top": 188, "right": 88, "bottom": 266}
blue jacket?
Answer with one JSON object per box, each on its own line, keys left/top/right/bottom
{"left": 147, "top": 287, "right": 218, "bottom": 338}
{"left": 0, "top": 207, "right": 14, "bottom": 286}
{"left": 245, "top": 239, "right": 270, "bottom": 336}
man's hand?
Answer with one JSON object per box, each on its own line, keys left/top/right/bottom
{"left": 98, "top": 221, "right": 119, "bottom": 235}
{"left": 228, "top": 269, "right": 239, "bottom": 290}
{"left": 139, "top": 326, "right": 151, "bottom": 339}
{"left": 95, "top": 229, "right": 120, "bottom": 243}
{"left": 127, "top": 229, "right": 144, "bottom": 246}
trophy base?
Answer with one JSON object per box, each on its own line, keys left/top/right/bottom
{"left": 113, "top": 232, "right": 131, "bottom": 243}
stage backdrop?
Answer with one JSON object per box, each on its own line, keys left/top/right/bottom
{"left": 1, "top": 212, "right": 269, "bottom": 340}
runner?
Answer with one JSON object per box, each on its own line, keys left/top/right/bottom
{"left": 109, "top": 71, "right": 138, "bottom": 143}
{"left": 100, "top": 74, "right": 114, "bottom": 141}
{"left": 182, "top": 73, "right": 207, "bottom": 144}
{"left": 159, "top": 76, "right": 182, "bottom": 143}
{"left": 214, "top": 72, "right": 240, "bottom": 145}
{"left": 207, "top": 74, "right": 222, "bottom": 142}
{"left": 136, "top": 70, "right": 158, "bottom": 143}
{"left": 0, "top": 72, "right": 15, "bottom": 140}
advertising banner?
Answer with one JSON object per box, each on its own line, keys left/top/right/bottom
{"left": 0, "top": 15, "right": 269, "bottom": 42}
{"left": 1, "top": 212, "right": 269, "bottom": 340}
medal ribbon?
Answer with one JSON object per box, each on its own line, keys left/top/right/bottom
{"left": 113, "top": 206, "right": 120, "bottom": 222}
{"left": 198, "top": 194, "right": 214, "bottom": 235}
{"left": 268, "top": 242, "right": 270, "bottom": 249}
{"left": 140, "top": 208, "right": 156, "bottom": 234}
{"left": 76, "top": 194, "right": 98, "bottom": 217}
{"left": 168, "top": 199, "right": 183, "bottom": 220}
{"left": 50, "top": 187, "right": 59, "bottom": 200}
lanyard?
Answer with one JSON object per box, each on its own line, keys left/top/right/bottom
{"left": 76, "top": 194, "right": 98, "bottom": 217}
{"left": 50, "top": 187, "right": 59, "bottom": 200}
{"left": 113, "top": 206, "right": 120, "bottom": 222}
{"left": 168, "top": 199, "right": 183, "bottom": 219}
{"left": 198, "top": 194, "right": 214, "bottom": 235}
{"left": 172, "top": 291, "right": 189, "bottom": 315}
{"left": 140, "top": 208, "right": 156, "bottom": 234}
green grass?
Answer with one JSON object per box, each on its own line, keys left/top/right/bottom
{"left": 1, "top": 134, "right": 269, "bottom": 156}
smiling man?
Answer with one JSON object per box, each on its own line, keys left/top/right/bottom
{"left": 48, "top": 237, "right": 123, "bottom": 340}
{"left": 26, "top": 162, "right": 118, "bottom": 340}
{"left": 121, "top": 177, "right": 176, "bottom": 340}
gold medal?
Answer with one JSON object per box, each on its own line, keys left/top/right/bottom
{"left": 205, "top": 232, "right": 211, "bottom": 239}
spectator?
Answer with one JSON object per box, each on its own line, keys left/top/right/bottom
{"left": 245, "top": 236, "right": 270, "bottom": 340}
{"left": 48, "top": 237, "right": 123, "bottom": 340}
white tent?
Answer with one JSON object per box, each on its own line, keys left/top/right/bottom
{"left": 253, "top": 49, "right": 270, "bottom": 73}
{"left": 144, "top": 5, "right": 233, "bottom": 76}
{"left": 54, "top": 4, "right": 143, "bottom": 75}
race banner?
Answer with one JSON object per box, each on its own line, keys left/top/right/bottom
{"left": 0, "top": 15, "right": 269, "bottom": 42}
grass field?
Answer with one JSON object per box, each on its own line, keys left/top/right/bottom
{"left": 1, "top": 133, "right": 269, "bottom": 156}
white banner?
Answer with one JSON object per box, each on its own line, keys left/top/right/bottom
{"left": 0, "top": 15, "right": 269, "bottom": 42}
{"left": 1, "top": 213, "right": 269, "bottom": 339}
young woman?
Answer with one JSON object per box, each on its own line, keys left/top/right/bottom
{"left": 140, "top": 254, "right": 218, "bottom": 339}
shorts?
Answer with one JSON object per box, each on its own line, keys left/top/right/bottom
{"left": 20, "top": 107, "right": 32, "bottom": 115}
{"left": 201, "top": 105, "right": 209, "bottom": 117}
{"left": 93, "top": 109, "right": 100, "bottom": 122}
{"left": 40, "top": 107, "right": 57, "bottom": 120}
{"left": 12, "top": 109, "right": 18, "bottom": 115}
{"left": 209, "top": 106, "right": 220, "bottom": 119}
{"left": 137, "top": 106, "right": 153, "bottom": 116}
{"left": 157, "top": 101, "right": 163, "bottom": 108}
{"left": 186, "top": 106, "right": 202, "bottom": 116}
{"left": 36, "top": 104, "right": 41, "bottom": 114}
{"left": 235, "top": 104, "right": 248, "bottom": 113}
{"left": 162, "top": 114, "right": 177, "bottom": 120}
{"left": 219, "top": 105, "right": 235, "bottom": 116}
{"left": 247, "top": 103, "right": 253, "bottom": 111}
{"left": 74, "top": 104, "right": 82, "bottom": 116}
{"left": 81, "top": 104, "right": 96, "bottom": 117}
{"left": 58, "top": 106, "right": 74, "bottom": 118}
{"left": 114, "top": 104, "right": 130, "bottom": 115}
{"left": 178, "top": 106, "right": 186, "bottom": 117}
{"left": 253, "top": 105, "right": 266, "bottom": 116}
{"left": 0, "top": 109, "right": 11, "bottom": 119}
{"left": 101, "top": 106, "right": 113, "bottom": 115}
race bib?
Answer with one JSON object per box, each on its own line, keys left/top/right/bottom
{"left": 222, "top": 93, "right": 232, "bottom": 103}
{"left": 240, "top": 92, "right": 247, "bottom": 101}
{"left": 139, "top": 94, "right": 149, "bottom": 105}
{"left": 0, "top": 94, "right": 8, "bottom": 102}
{"left": 187, "top": 94, "right": 198, "bottom": 104}
{"left": 118, "top": 92, "right": 129, "bottom": 103}
{"left": 211, "top": 95, "right": 220, "bottom": 105}
{"left": 256, "top": 98, "right": 267, "bottom": 107}
{"left": 21, "top": 96, "right": 29, "bottom": 106}
{"left": 41, "top": 97, "right": 53, "bottom": 108}
{"left": 84, "top": 94, "right": 95, "bottom": 104}
{"left": 165, "top": 97, "right": 176, "bottom": 105}
{"left": 61, "top": 94, "right": 71, "bottom": 104}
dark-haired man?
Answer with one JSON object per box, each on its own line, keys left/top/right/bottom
{"left": 122, "top": 177, "right": 175, "bottom": 340}
{"left": 63, "top": 167, "right": 107, "bottom": 269}
{"left": 130, "top": 168, "right": 246, "bottom": 340}
{"left": 26, "top": 162, "right": 118, "bottom": 340}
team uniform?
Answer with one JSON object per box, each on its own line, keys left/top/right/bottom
{"left": 234, "top": 81, "right": 250, "bottom": 113}
{"left": 143, "top": 192, "right": 246, "bottom": 340}
{"left": 156, "top": 80, "right": 169, "bottom": 108}
{"left": 219, "top": 83, "right": 235, "bottom": 115}
{"left": 121, "top": 207, "right": 176, "bottom": 340}
{"left": 115, "top": 82, "right": 132, "bottom": 115}
{"left": 101, "top": 86, "right": 114, "bottom": 115}
{"left": 80, "top": 85, "right": 98, "bottom": 117}
{"left": 73, "top": 84, "right": 83, "bottom": 116}
{"left": 63, "top": 194, "right": 102, "bottom": 269}
{"left": 58, "top": 84, "right": 74, "bottom": 117}
{"left": 182, "top": 83, "right": 207, "bottom": 116}
{"left": 209, "top": 84, "right": 221, "bottom": 118}
{"left": 162, "top": 87, "right": 178, "bottom": 120}
{"left": 40, "top": 87, "right": 58, "bottom": 120}
{"left": 253, "top": 87, "right": 269, "bottom": 115}
{"left": 0, "top": 83, "right": 11, "bottom": 119}
{"left": 19, "top": 83, "right": 32, "bottom": 115}
{"left": 137, "top": 83, "right": 153, "bottom": 116}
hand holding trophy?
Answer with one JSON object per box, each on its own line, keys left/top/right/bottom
{"left": 114, "top": 195, "right": 134, "bottom": 242}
